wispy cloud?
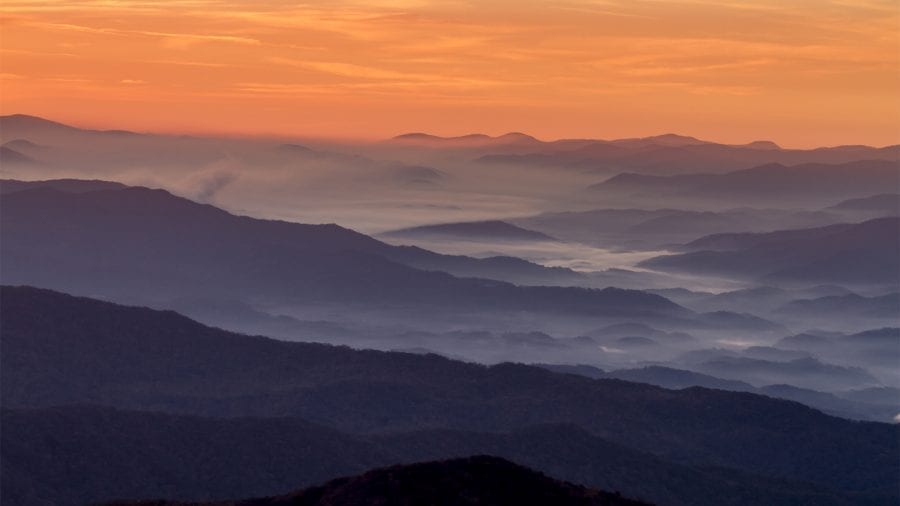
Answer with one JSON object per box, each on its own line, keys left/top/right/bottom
{"left": 1, "top": 0, "right": 897, "bottom": 144}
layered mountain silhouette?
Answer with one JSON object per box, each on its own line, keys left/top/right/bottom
{"left": 639, "top": 217, "right": 900, "bottom": 286}
{"left": 1, "top": 179, "right": 690, "bottom": 317}
{"left": 535, "top": 364, "right": 896, "bottom": 422}
{"left": 2, "top": 113, "right": 898, "bottom": 506}
{"left": 776, "top": 293, "right": 900, "bottom": 319}
{"left": 476, "top": 136, "right": 899, "bottom": 175}
{"left": 4, "top": 114, "right": 896, "bottom": 178}
{"left": 1, "top": 286, "right": 897, "bottom": 506}
{"left": 510, "top": 206, "right": 838, "bottom": 249}
{"left": 589, "top": 160, "right": 900, "bottom": 205}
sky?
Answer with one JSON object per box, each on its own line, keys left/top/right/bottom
{"left": 1, "top": 0, "right": 898, "bottom": 147}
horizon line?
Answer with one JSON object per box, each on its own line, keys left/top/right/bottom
{"left": 2, "top": 112, "right": 896, "bottom": 151}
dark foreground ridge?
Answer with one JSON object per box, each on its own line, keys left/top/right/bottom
{"left": 2, "top": 286, "right": 897, "bottom": 506}
{"left": 101, "top": 456, "right": 650, "bottom": 506}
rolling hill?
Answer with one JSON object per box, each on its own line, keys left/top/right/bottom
{"left": 1, "top": 285, "right": 896, "bottom": 506}
{"left": 639, "top": 218, "right": 900, "bottom": 286}
{"left": 589, "top": 160, "right": 900, "bottom": 206}
{"left": 0, "top": 180, "right": 686, "bottom": 318}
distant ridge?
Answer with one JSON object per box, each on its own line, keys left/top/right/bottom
{"left": 740, "top": 140, "right": 781, "bottom": 150}
{"left": 390, "top": 131, "right": 540, "bottom": 145}
{"left": 0, "top": 179, "right": 687, "bottom": 317}
{"left": 640, "top": 217, "right": 900, "bottom": 286}
{"left": 0, "top": 113, "right": 139, "bottom": 136}
{"left": 0, "top": 178, "right": 127, "bottom": 195}
{"left": 0, "top": 146, "right": 35, "bottom": 165}
{"left": 383, "top": 220, "right": 557, "bottom": 242}
{"left": 0, "top": 115, "right": 892, "bottom": 152}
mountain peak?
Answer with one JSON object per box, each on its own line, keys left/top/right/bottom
{"left": 389, "top": 132, "right": 537, "bottom": 145}
{"left": 0, "top": 114, "right": 78, "bottom": 131}
{"left": 741, "top": 140, "right": 782, "bottom": 150}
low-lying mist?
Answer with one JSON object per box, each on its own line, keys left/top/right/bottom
{"left": 2, "top": 115, "right": 898, "bottom": 422}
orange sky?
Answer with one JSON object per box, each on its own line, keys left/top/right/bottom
{"left": 1, "top": 0, "right": 899, "bottom": 147}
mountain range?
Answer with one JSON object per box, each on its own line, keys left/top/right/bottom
{"left": 474, "top": 135, "right": 899, "bottom": 175}
{"left": 588, "top": 160, "right": 900, "bottom": 206}
{"left": 1, "top": 285, "right": 896, "bottom": 506}
{"left": 639, "top": 217, "right": 900, "bottom": 287}
{"left": 1, "top": 179, "right": 689, "bottom": 319}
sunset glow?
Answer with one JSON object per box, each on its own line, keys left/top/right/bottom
{"left": 1, "top": 0, "right": 898, "bottom": 146}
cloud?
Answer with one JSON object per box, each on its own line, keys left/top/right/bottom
{"left": 187, "top": 170, "right": 239, "bottom": 203}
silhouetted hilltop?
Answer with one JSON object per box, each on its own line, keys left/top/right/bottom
{"left": 383, "top": 220, "right": 557, "bottom": 241}
{"left": 0, "top": 178, "right": 126, "bottom": 194}
{"left": 101, "top": 456, "right": 650, "bottom": 506}
{"left": 827, "top": 193, "right": 900, "bottom": 214}
{"left": 0, "top": 114, "right": 140, "bottom": 141}
{"left": 390, "top": 131, "right": 540, "bottom": 146}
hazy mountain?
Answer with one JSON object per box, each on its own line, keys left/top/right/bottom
{"left": 390, "top": 131, "right": 541, "bottom": 148}
{"left": 658, "top": 285, "right": 862, "bottom": 316}
{"left": 2, "top": 138, "right": 46, "bottom": 151}
{"left": 477, "top": 135, "right": 899, "bottom": 176}
{"left": 826, "top": 194, "right": 900, "bottom": 215}
{"left": 2, "top": 285, "right": 897, "bottom": 505}
{"left": 0, "top": 146, "right": 36, "bottom": 165}
{"left": 0, "top": 114, "right": 104, "bottom": 140}
{"left": 688, "top": 286, "right": 794, "bottom": 314}
{"left": 544, "top": 365, "right": 896, "bottom": 423}
{"left": 0, "top": 181, "right": 685, "bottom": 318}
{"left": 691, "top": 356, "right": 879, "bottom": 391}
{"left": 757, "top": 384, "right": 898, "bottom": 424}
{"left": 640, "top": 218, "right": 900, "bottom": 287}
{"left": 842, "top": 327, "right": 900, "bottom": 346}
{"left": 776, "top": 293, "right": 900, "bottom": 319}
{"left": 535, "top": 363, "right": 607, "bottom": 379}
{"left": 840, "top": 387, "right": 900, "bottom": 406}
{"left": 0, "top": 178, "right": 126, "bottom": 194}
{"left": 677, "top": 222, "right": 862, "bottom": 252}
{"left": 776, "top": 332, "right": 834, "bottom": 349}
{"left": 510, "top": 207, "right": 838, "bottom": 250}
{"left": 382, "top": 220, "right": 557, "bottom": 242}
{"left": 587, "top": 322, "right": 695, "bottom": 343}
{"left": 604, "top": 366, "right": 755, "bottom": 392}
{"left": 588, "top": 160, "right": 900, "bottom": 206}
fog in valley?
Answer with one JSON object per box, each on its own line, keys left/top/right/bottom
{"left": 2, "top": 113, "right": 899, "bottom": 426}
